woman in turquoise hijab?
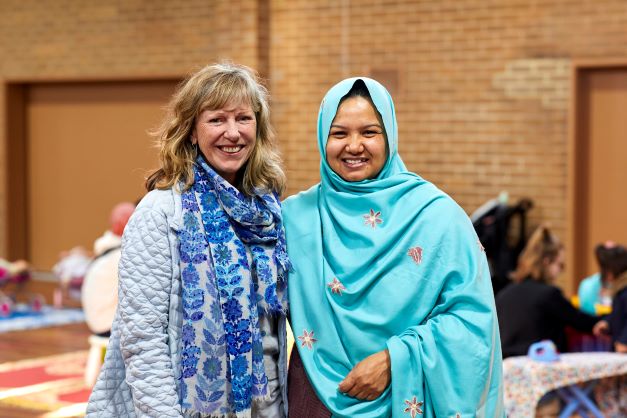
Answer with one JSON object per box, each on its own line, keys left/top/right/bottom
{"left": 283, "top": 78, "right": 504, "bottom": 418}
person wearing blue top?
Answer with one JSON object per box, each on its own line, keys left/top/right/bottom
{"left": 283, "top": 78, "right": 504, "bottom": 417}
{"left": 577, "top": 242, "right": 623, "bottom": 315}
{"left": 578, "top": 272, "right": 603, "bottom": 314}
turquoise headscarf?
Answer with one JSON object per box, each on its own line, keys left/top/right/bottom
{"left": 283, "top": 77, "right": 504, "bottom": 417}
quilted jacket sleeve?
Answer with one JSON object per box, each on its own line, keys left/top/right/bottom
{"left": 118, "top": 206, "right": 183, "bottom": 417}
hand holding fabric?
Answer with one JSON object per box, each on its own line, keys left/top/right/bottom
{"left": 339, "top": 349, "right": 391, "bottom": 401}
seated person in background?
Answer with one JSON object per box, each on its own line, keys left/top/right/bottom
{"left": 81, "top": 202, "right": 135, "bottom": 337}
{"left": 578, "top": 241, "right": 625, "bottom": 315}
{"left": 496, "top": 225, "right": 605, "bottom": 357}
{"left": 593, "top": 245, "right": 627, "bottom": 353}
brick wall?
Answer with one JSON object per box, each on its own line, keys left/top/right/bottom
{"left": 0, "top": 0, "right": 262, "bottom": 256}
{"left": 2, "top": 0, "right": 627, "bottom": 289}
{"left": 270, "top": 0, "right": 627, "bottom": 289}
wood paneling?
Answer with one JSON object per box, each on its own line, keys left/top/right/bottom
{"left": 25, "top": 80, "right": 177, "bottom": 269}
{"left": 572, "top": 67, "right": 627, "bottom": 284}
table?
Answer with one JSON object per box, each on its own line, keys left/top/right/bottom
{"left": 503, "top": 352, "right": 627, "bottom": 417}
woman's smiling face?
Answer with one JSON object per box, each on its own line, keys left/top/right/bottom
{"left": 192, "top": 100, "right": 257, "bottom": 185}
{"left": 325, "top": 96, "right": 387, "bottom": 182}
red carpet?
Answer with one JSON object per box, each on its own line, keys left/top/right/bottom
{"left": 0, "top": 351, "right": 89, "bottom": 416}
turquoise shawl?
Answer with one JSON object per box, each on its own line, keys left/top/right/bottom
{"left": 283, "top": 77, "right": 504, "bottom": 417}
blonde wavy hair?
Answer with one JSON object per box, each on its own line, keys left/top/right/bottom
{"left": 512, "top": 225, "right": 563, "bottom": 282}
{"left": 146, "top": 62, "right": 286, "bottom": 195}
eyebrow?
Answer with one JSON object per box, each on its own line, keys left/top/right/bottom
{"left": 204, "top": 107, "right": 253, "bottom": 114}
{"left": 330, "top": 123, "right": 382, "bottom": 129}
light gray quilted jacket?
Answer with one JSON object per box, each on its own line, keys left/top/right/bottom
{"left": 86, "top": 188, "right": 289, "bottom": 418}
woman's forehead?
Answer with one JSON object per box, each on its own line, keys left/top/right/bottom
{"left": 333, "top": 96, "right": 383, "bottom": 124}
{"left": 201, "top": 96, "right": 256, "bottom": 112}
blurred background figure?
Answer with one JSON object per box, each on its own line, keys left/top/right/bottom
{"left": 578, "top": 241, "right": 626, "bottom": 315}
{"left": 81, "top": 201, "right": 135, "bottom": 337}
{"left": 472, "top": 193, "right": 533, "bottom": 295}
{"left": 0, "top": 258, "right": 33, "bottom": 315}
{"left": 591, "top": 245, "right": 627, "bottom": 353}
{"left": 496, "top": 225, "right": 605, "bottom": 358}
{"left": 52, "top": 247, "right": 92, "bottom": 307}
{"left": 81, "top": 201, "right": 135, "bottom": 387}
{"left": 0, "top": 258, "right": 31, "bottom": 290}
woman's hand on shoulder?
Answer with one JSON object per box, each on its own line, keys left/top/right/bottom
{"left": 338, "top": 349, "right": 391, "bottom": 401}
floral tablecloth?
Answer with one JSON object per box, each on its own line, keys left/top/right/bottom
{"left": 503, "top": 352, "right": 627, "bottom": 417}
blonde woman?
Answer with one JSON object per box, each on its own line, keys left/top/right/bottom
{"left": 496, "top": 225, "right": 603, "bottom": 357}
{"left": 87, "top": 63, "right": 290, "bottom": 418}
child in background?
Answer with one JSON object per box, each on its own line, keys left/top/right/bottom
{"left": 578, "top": 242, "right": 624, "bottom": 315}
{"left": 593, "top": 245, "right": 627, "bottom": 352}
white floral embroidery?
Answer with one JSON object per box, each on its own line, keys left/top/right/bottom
{"left": 404, "top": 396, "right": 424, "bottom": 417}
{"left": 327, "top": 277, "right": 346, "bottom": 295}
{"left": 363, "top": 209, "right": 383, "bottom": 228}
{"left": 297, "top": 329, "right": 317, "bottom": 349}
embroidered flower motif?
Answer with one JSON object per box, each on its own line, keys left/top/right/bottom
{"left": 408, "top": 246, "right": 423, "bottom": 265}
{"left": 327, "top": 277, "right": 346, "bottom": 295}
{"left": 298, "top": 329, "right": 318, "bottom": 349}
{"left": 454, "top": 414, "right": 461, "bottom": 418}
{"left": 404, "top": 396, "right": 424, "bottom": 417}
{"left": 202, "top": 356, "right": 222, "bottom": 380}
{"left": 363, "top": 209, "right": 383, "bottom": 228}
{"left": 477, "top": 239, "right": 485, "bottom": 252}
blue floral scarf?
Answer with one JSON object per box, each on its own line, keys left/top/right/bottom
{"left": 179, "top": 156, "right": 289, "bottom": 416}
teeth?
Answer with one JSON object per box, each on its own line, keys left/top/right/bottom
{"left": 221, "top": 146, "right": 242, "bottom": 153}
{"left": 345, "top": 159, "right": 367, "bottom": 164}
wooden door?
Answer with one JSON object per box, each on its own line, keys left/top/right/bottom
{"left": 573, "top": 68, "right": 627, "bottom": 283}
{"left": 25, "top": 80, "right": 177, "bottom": 269}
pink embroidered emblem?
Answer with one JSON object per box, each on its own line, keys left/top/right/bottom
{"left": 363, "top": 209, "right": 383, "bottom": 228}
{"left": 408, "top": 246, "right": 423, "bottom": 265}
{"left": 298, "top": 329, "right": 317, "bottom": 349}
{"left": 404, "top": 396, "right": 424, "bottom": 417}
{"left": 477, "top": 239, "right": 485, "bottom": 252}
{"left": 327, "top": 277, "right": 346, "bottom": 295}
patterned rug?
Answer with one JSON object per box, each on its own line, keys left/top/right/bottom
{"left": 0, "top": 351, "right": 90, "bottom": 417}
{"left": 0, "top": 305, "right": 85, "bottom": 334}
